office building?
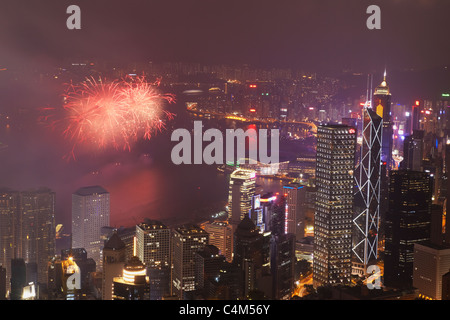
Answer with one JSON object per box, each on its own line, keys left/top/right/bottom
{"left": 61, "top": 248, "right": 96, "bottom": 292}
{"left": 171, "top": 224, "right": 209, "bottom": 299}
{"left": 135, "top": 220, "right": 171, "bottom": 269}
{"left": 228, "top": 169, "right": 256, "bottom": 227}
{"left": 283, "top": 183, "right": 305, "bottom": 238}
{"left": 72, "top": 186, "right": 110, "bottom": 269}
{"left": 372, "top": 74, "right": 393, "bottom": 228}
{"left": 384, "top": 170, "right": 432, "bottom": 288}
{"left": 442, "top": 271, "right": 450, "bottom": 300}
{"left": 353, "top": 107, "right": 382, "bottom": 270}
{"left": 0, "top": 190, "right": 18, "bottom": 295}
{"left": 10, "top": 258, "right": 26, "bottom": 300}
{"left": 413, "top": 242, "right": 450, "bottom": 300}
{"left": 270, "top": 233, "right": 296, "bottom": 300}
{"left": 102, "top": 231, "right": 126, "bottom": 300}
{"left": 135, "top": 220, "right": 171, "bottom": 300}
{"left": 19, "top": 189, "right": 56, "bottom": 286}
{"left": 0, "top": 265, "right": 6, "bottom": 300}
{"left": 195, "top": 245, "right": 225, "bottom": 297}
{"left": 373, "top": 73, "right": 393, "bottom": 170}
{"left": 203, "top": 221, "right": 233, "bottom": 263}
{"left": 313, "top": 124, "right": 356, "bottom": 288}
{"left": 233, "top": 217, "right": 271, "bottom": 297}
{"left": 61, "top": 255, "right": 81, "bottom": 300}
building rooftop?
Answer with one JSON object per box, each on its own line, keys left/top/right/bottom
{"left": 74, "top": 186, "right": 109, "bottom": 196}
{"left": 104, "top": 232, "right": 126, "bottom": 251}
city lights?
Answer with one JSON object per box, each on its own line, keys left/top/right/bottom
{"left": 0, "top": 0, "right": 449, "bottom": 307}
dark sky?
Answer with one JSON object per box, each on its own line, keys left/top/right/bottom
{"left": 0, "top": 0, "right": 449, "bottom": 73}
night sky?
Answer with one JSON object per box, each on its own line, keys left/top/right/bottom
{"left": 0, "top": 0, "right": 449, "bottom": 73}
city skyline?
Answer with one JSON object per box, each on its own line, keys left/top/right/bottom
{"left": 0, "top": 0, "right": 449, "bottom": 304}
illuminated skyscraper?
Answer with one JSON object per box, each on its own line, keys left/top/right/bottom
{"left": 10, "top": 258, "right": 26, "bottom": 300}
{"left": 228, "top": 169, "right": 256, "bottom": 227}
{"left": 313, "top": 124, "right": 356, "bottom": 288}
{"left": 171, "top": 224, "right": 209, "bottom": 299}
{"left": 401, "top": 130, "right": 424, "bottom": 171}
{"left": 203, "top": 221, "right": 233, "bottom": 263}
{"left": 102, "top": 231, "right": 126, "bottom": 300}
{"left": 0, "top": 190, "right": 19, "bottom": 295}
{"left": 372, "top": 73, "right": 393, "bottom": 226}
{"left": 353, "top": 108, "right": 382, "bottom": 270}
{"left": 72, "top": 186, "right": 110, "bottom": 270}
{"left": 270, "top": 233, "right": 296, "bottom": 300}
{"left": 233, "top": 217, "right": 271, "bottom": 298}
{"left": 283, "top": 183, "right": 305, "bottom": 237}
{"left": 136, "top": 220, "right": 171, "bottom": 300}
{"left": 373, "top": 72, "right": 393, "bottom": 170}
{"left": 61, "top": 255, "right": 81, "bottom": 300}
{"left": 136, "top": 220, "right": 171, "bottom": 270}
{"left": 19, "top": 189, "right": 56, "bottom": 286}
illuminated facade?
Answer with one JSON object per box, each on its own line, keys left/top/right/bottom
{"left": 135, "top": 220, "right": 171, "bottom": 269}
{"left": 373, "top": 73, "right": 393, "bottom": 170}
{"left": 72, "top": 186, "right": 110, "bottom": 270}
{"left": 19, "top": 189, "right": 56, "bottom": 286}
{"left": 313, "top": 124, "right": 356, "bottom": 288}
{"left": 413, "top": 243, "right": 450, "bottom": 300}
{"left": 0, "top": 190, "right": 18, "bottom": 295}
{"left": 228, "top": 169, "right": 256, "bottom": 227}
{"left": 61, "top": 256, "right": 81, "bottom": 300}
{"left": 203, "top": 221, "right": 233, "bottom": 263}
{"left": 233, "top": 217, "right": 271, "bottom": 297}
{"left": 102, "top": 232, "right": 126, "bottom": 300}
{"left": 171, "top": 225, "right": 209, "bottom": 299}
{"left": 112, "top": 256, "right": 149, "bottom": 300}
{"left": 136, "top": 220, "right": 171, "bottom": 300}
{"left": 372, "top": 73, "right": 393, "bottom": 227}
{"left": 353, "top": 108, "right": 382, "bottom": 269}
{"left": 283, "top": 183, "right": 305, "bottom": 237}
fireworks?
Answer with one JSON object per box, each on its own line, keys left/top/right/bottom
{"left": 44, "top": 76, "right": 175, "bottom": 160}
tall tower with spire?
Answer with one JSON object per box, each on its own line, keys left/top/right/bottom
{"left": 372, "top": 71, "right": 393, "bottom": 243}
{"left": 373, "top": 71, "right": 392, "bottom": 170}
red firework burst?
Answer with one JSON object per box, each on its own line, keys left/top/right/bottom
{"left": 42, "top": 76, "right": 175, "bottom": 160}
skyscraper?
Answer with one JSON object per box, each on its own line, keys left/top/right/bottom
{"left": 270, "top": 233, "right": 296, "bottom": 300}
{"left": 413, "top": 242, "right": 450, "bottom": 300}
{"left": 135, "top": 220, "right": 171, "bottom": 270}
{"left": 135, "top": 220, "right": 171, "bottom": 300}
{"left": 203, "top": 221, "right": 234, "bottom": 263}
{"left": 372, "top": 74, "right": 394, "bottom": 250}
{"left": 233, "top": 217, "right": 271, "bottom": 298}
{"left": 102, "top": 231, "right": 126, "bottom": 300}
{"left": 401, "top": 130, "right": 424, "bottom": 171}
{"left": 195, "top": 245, "right": 225, "bottom": 297}
{"left": 0, "top": 190, "right": 18, "bottom": 295}
{"left": 283, "top": 183, "right": 305, "bottom": 237}
{"left": 353, "top": 107, "right": 382, "bottom": 270}
{"left": 72, "top": 186, "right": 110, "bottom": 269}
{"left": 373, "top": 72, "right": 393, "bottom": 171}
{"left": 19, "top": 189, "right": 56, "bottom": 286}
{"left": 10, "top": 258, "right": 26, "bottom": 300}
{"left": 384, "top": 170, "right": 432, "bottom": 289}
{"left": 313, "top": 124, "right": 356, "bottom": 288}
{"left": 171, "top": 224, "right": 209, "bottom": 299}
{"left": 228, "top": 169, "right": 256, "bottom": 227}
